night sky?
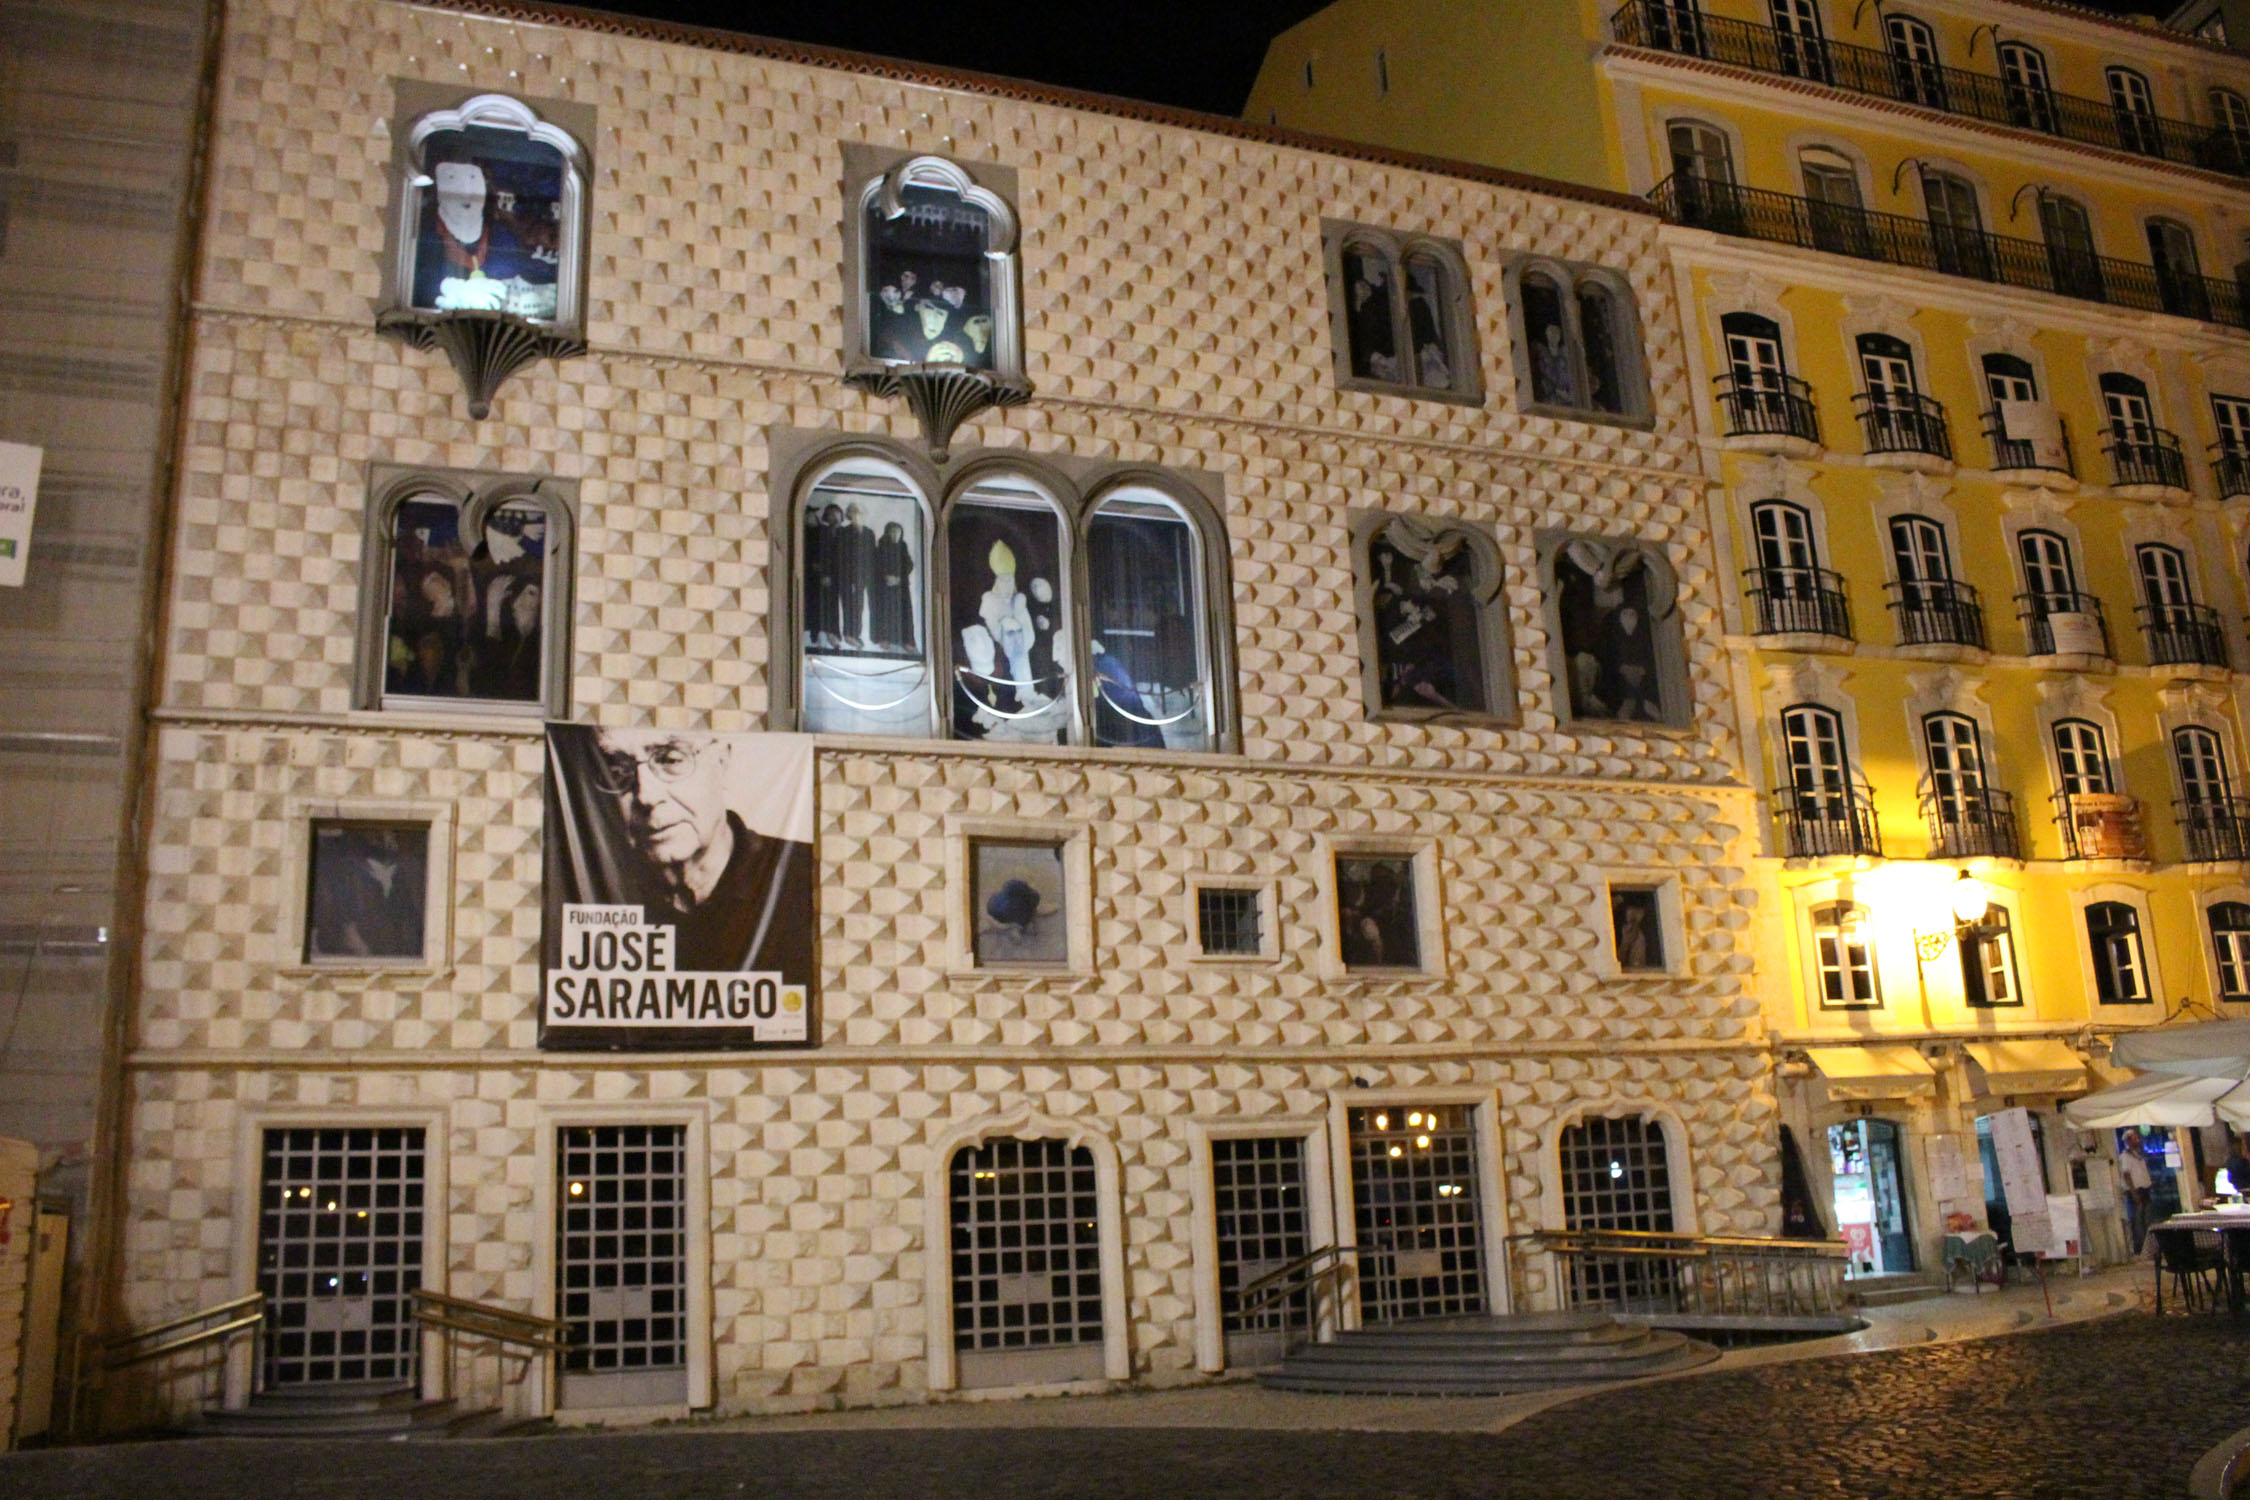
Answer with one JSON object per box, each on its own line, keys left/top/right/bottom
{"left": 592, "top": 0, "right": 2206, "bottom": 118}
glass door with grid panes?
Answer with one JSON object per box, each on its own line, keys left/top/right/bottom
{"left": 949, "top": 1137, "right": 1105, "bottom": 1386}
{"left": 1922, "top": 712, "right": 1987, "bottom": 828}
{"left": 1768, "top": 0, "right": 1828, "bottom": 79}
{"left": 1889, "top": 514, "right": 1953, "bottom": 607}
{"left": 1348, "top": 1105, "right": 1485, "bottom": 1323}
{"left": 1212, "top": 1136, "right": 1312, "bottom": 1366}
{"left": 2217, "top": 395, "right": 2250, "bottom": 458}
{"left": 1558, "top": 1116, "right": 1675, "bottom": 1309}
{"left": 257, "top": 1128, "right": 424, "bottom": 1389}
{"left": 556, "top": 1125, "right": 689, "bottom": 1408}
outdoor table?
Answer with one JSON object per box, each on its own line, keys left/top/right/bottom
{"left": 2151, "top": 1209, "right": 2250, "bottom": 1313}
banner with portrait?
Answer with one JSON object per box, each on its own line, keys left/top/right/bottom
{"left": 542, "top": 725, "right": 816, "bottom": 1050}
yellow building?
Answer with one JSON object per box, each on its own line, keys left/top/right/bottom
{"left": 1259, "top": 0, "right": 2250, "bottom": 1282}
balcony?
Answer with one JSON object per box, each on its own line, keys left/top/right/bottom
{"left": 1610, "top": 1, "right": 2250, "bottom": 178}
{"left": 1856, "top": 389, "right": 1953, "bottom": 468}
{"left": 1983, "top": 406, "right": 2075, "bottom": 485}
{"left": 1887, "top": 578, "right": 1986, "bottom": 652}
{"left": 1773, "top": 783, "right": 1882, "bottom": 860}
{"left": 2019, "top": 590, "right": 2113, "bottom": 661}
{"left": 2140, "top": 602, "right": 2231, "bottom": 671}
{"left": 1649, "top": 176, "right": 2250, "bottom": 335}
{"left": 1715, "top": 371, "right": 1821, "bottom": 451}
{"left": 2055, "top": 791, "right": 2149, "bottom": 862}
{"left": 1744, "top": 565, "right": 1852, "bottom": 643}
{"left": 2179, "top": 797, "right": 2250, "bottom": 864}
{"left": 1923, "top": 787, "right": 2021, "bottom": 861}
{"left": 2213, "top": 443, "right": 2250, "bottom": 502}
{"left": 2104, "top": 428, "right": 2192, "bottom": 496}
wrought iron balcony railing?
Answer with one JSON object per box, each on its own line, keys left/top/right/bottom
{"left": 2179, "top": 796, "right": 2250, "bottom": 863}
{"left": 1856, "top": 389, "right": 1953, "bottom": 461}
{"left": 1611, "top": 1, "right": 2250, "bottom": 177}
{"left": 2019, "top": 589, "right": 2112, "bottom": 658}
{"left": 1715, "top": 371, "right": 1821, "bottom": 445}
{"left": 1650, "top": 175, "right": 2250, "bottom": 334}
{"left": 1982, "top": 407, "right": 2075, "bottom": 479}
{"left": 1773, "top": 781, "right": 1882, "bottom": 859}
{"left": 1923, "top": 786, "right": 2021, "bottom": 861}
{"left": 2105, "top": 428, "right": 2191, "bottom": 491}
{"left": 1887, "top": 577, "right": 1986, "bottom": 651}
{"left": 2055, "top": 790, "right": 2149, "bottom": 862}
{"left": 2213, "top": 443, "right": 2250, "bottom": 502}
{"left": 1744, "top": 565, "right": 1852, "bottom": 640}
{"left": 2140, "top": 602, "right": 2231, "bottom": 669}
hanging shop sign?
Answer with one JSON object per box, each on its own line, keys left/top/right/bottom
{"left": 0, "top": 442, "right": 43, "bottom": 588}
{"left": 541, "top": 725, "right": 815, "bottom": 1049}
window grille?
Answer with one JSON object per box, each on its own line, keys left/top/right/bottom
{"left": 1196, "top": 886, "right": 1263, "bottom": 957}
{"left": 1213, "top": 1137, "right": 1310, "bottom": 1336}
{"left": 1348, "top": 1105, "right": 1485, "bottom": 1321}
{"left": 1559, "top": 1115, "right": 1676, "bottom": 1308}
{"left": 557, "top": 1125, "right": 688, "bottom": 1384}
{"left": 258, "top": 1127, "right": 424, "bottom": 1387}
{"left": 949, "top": 1138, "right": 1103, "bottom": 1353}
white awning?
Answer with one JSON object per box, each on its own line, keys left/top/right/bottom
{"left": 1964, "top": 1039, "right": 2088, "bottom": 1098}
{"left": 1805, "top": 1045, "right": 1936, "bottom": 1101}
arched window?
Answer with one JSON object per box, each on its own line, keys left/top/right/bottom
{"left": 2135, "top": 544, "right": 2217, "bottom": 670}
{"left": 1746, "top": 501, "right": 1846, "bottom": 638}
{"left": 1999, "top": 43, "right": 2057, "bottom": 132}
{"left": 1887, "top": 513, "right": 1978, "bottom": 649}
{"left": 851, "top": 155, "right": 1021, "bottom": 377}
{"left": 948, "top": 1137, "right": 1105, "bottom": 1386}
{"left": 1800, "top": 146, "right": 1867, "bottom": 255}
{"left": 2212, "top": 88, "right": 2250, "bottom": 170}
{"left": 2214, "top": 86, "right": 2250, "bottom": 140}
{"left": 1323, "top": 225, "right": 1480, "bottom": 402}
{"left": 788, "top": 450, "right": 1232, "bottom": 751}
{"left": 2107, "top": 66, "right": 2162, "bottom": 155}
{"left": 2039, "top": 193, "right": 2102, "bottom": 300}
{"left": 1778, "top": 703, "right": 1873, "bottom": 857}
{"left": 1982, "top": 352, "right": 2036, "bottom": 405}
{"left": 1921, "top": 169, "right": 1988, "bottom": 279}
{"left": 1559, "top": 1114, "right": 1677, "bottom": 1306}
{"left": 1961, "top": 904, "right": 2022, "bottom": 1008}
{"left": 1855, "top": 333, "right": 1945, "bottom": 459}
{"left": 1717, "top": 311, "right": 1814, "bottom": 443}
{"left": 2212, "top": 901, "right": 2250, "bottom": 1000}
{"left": 1811, "top": 900, "right": 1880, "bottom": 1008}
{"left": 1666, "top": 119, "right": 1738, "bottom": 230}
{"left": 1510, "top": 260, "right": 1644, "bottom": 420}
{"left": 2176, "top": 725, "right": 2234, "bottom": 806}
{"left": 1644, "top": 0, "right": 1706, "bottom": 56}
{"left": 2017, "top": 528, "right": 2098, "bottom": 657}
{"left": 2147, "top": 219, "right": 2209, "bottom": 319}
{"left": 2053, "top": 719, "right": 2115, "bottom": 797}
{"left": 1884, "top": 15, "right": 1945, "bottom": 108}
{"left": 356, "top": 470, "right": 575, "bottom": 715}
{"left": 2086, "top": 901, "right": 2150, "bottom": 1003}
{"left": 390, "top": 94, "right": 587, "bottom": 332}
{"left": 1921, "top": 710, "right": 1989, "bottom": 828}
{"left": 2100, "top": 371, "right": 2159, "bottom": 446}
{"left": 2176, "top": 726, "right": 2247, "bottom": 863}
{"left": 1354, "top": 514, "right": 1515, "bottom": 723}
{"left": 1545, "top": 535, "right": 1688, "bottom": 725}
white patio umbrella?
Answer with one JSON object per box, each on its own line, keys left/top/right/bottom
{"left": 2062, "top": 1070, "right": 2250, "bottom": 1128}
{"left": 2108, "top": 1019, "right": 2250, "bottom": 1080}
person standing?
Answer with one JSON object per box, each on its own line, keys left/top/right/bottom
{"left": 2119, "top": 1129, "right": 2155, "bottom": 1254}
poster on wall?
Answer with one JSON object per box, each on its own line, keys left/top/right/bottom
{"left": 542, "top": 725, "right": 815, "bottom": 1050}
{"left": 1989, "top": 1106, "right": 2051, "bottom": 1255}
{"left": 0, "top": 441, "right": 42, "bottom": 588}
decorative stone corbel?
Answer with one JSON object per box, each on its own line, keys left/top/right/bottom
{"left": 844, "top": 362, "right": 1033, "bottom": 462}
{"left": 377, "top": 308, "right": 587, "bottom": 421}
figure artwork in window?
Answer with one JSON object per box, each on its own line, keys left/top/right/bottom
{"left": 1579, "top": 284, "right": 1625, "bottom": 414}
{"left": 1369, "top": 520, "right": 1488, "bottom": 715}
{"left": 1337, "top": 854, "right": 1420, "bottom": 969}
{"left": 1344, "top": 244, "right": 1400, "bottom": 382}
{"left": 1556, "top": 538, "right": 1669, "bottom": 722}
{"left": 1087, "top": 495, "right": 1207, "bottom": 751}
{"left": 412, "top": 129, "right": 564, "bottom": 320}
{"left": 384, "top": 494, "right": 546, "bottom": 705}
{"left": 950, "top": 492, "right": 1067, "bottom": 743}
{"left": 306, "top": 823, "right": 429, "bottom": 961}
{"left": 1403, "top": 255, "right": 1453, "bottom": 388}
{"left": 798, "top": 468, "right": 929, "bottom": 736}
{"left": 866, "top": 185, "right": 996, "bottom": 368}
{"left": 1522, "top": 274, "right": 1577, "bottom": 406}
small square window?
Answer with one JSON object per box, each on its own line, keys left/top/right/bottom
{"left": 304, "top": 821, "right": 430, "bottom": 963}
{"left": 971, "top": 839, "right": 1069, "bottom": 967}
{"left": 1197, "top": 886, "right": 1263, "bottom": 957}
{"left": 1336, "top": 854, "right": 1421, "bottom": 971}
{"left": 1609, "top": 886, "right": 1666, "bottom": 972}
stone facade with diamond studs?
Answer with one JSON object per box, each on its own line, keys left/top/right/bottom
{"left": 116, "top": 0, "right": 1777, "bottom": 1421}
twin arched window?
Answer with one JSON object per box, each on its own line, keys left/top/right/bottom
{"left": 791, "top": 451, "right": 1231, "bottom": 753}
{"left": 1323, "top": 223, "right": 1480, "bottom": 402}
{"left": 1513, "top": 261, "right": 1642, "bottom": 420}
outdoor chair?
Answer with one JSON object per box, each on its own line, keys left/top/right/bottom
{"left": 2153, "top": 1226, "right": 2226, "bottom": 1312}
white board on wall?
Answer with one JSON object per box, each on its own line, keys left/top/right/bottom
{"left": 0, "top": 442, "right": 43, "bottom": 587}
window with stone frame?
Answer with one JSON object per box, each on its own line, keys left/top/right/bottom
{"left": 1608, "top": 886, "right": 1666, "bottom": 972}
{"left": 1349, "top": 513, "right": 1516, "bottom": 725}
{"left": 303, "top": 820, "right": 431, "bottom": 964}
{"left": 841, "top": 149, "right": 1022, "bottom": 379}
{"left": 1540, "top": 532, "right": 1692, "bottom": 727}
{"left": 2087, "top": 900, "right": 2151, "bottom": 1004}
{"left": 354, "top": 467, "right": 576, "bottom": 716}
{"left": 1960, "top": 905, "right": 2023, "bottom": 1008}
{"left": 1334, "top": 851, "right": 1423, "bottom": 973}
{"left": 1320, "top": 221, "right": 1482, "bottom": 403}
{"left": 2211, "top": 901, "right": 2250, "bottom": 1001}
{"left": 780, "top": 441, "right": 1234, "bottom": 754}
{"left": 1504, "top": 257, "right": 1647, "bottom": 423}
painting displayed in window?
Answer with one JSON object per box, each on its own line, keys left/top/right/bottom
{"left": 383, "top": 492, "right": 549, "bottom": 705}
{"left": 305, "top": 822, "right": 429, "bottom": 962}
{"left": 1087, "top": 490, "right": 1210, "bottom": 752}
{"left": 799, "top": 463, "right": 931, "bottom": 737}
{"left": 1336, "top": 854, "right": 1420, "bottom": 970}
{"left": 949, "top": 479, "right": 1069, "bottom": 744}
{"left": 1323, "top": 222, "right": 1480, "bottom": 402}
{"left": 1342, "top": 242, "right": 1402, "bottom": 383}
{"left": 1553, "top": 538, "right": 1673, "bottom": 723}
{"left": 1610, "top": 886, "right": 1665, "bottom": 971}
{"left": 409, "top": 121, "right": 566, "bottom": 320}
{"left": 1368, "top": 523, "right": 1488, "bottom": 715}
{"left": 971, "top": 839, "right": 1068, "bottom": 966}
{"left": 1522, "top": 272, "right": 1575, "bottom": 407}
{"left": 1512, "top": 259, "right": 1642, "bottom": 420}
{"left": 865, "top": 183, "right": 997, "bottom": 368}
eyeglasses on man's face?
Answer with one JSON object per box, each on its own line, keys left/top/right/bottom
{"left": 589, "top": 738, "right": 705, "bottom": 795}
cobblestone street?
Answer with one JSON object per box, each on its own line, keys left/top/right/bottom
{"left": 5, "top": 1310, "right": 2248, "bottom": 1499}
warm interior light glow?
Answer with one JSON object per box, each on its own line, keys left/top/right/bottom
{"left": 1415, "top": 1134, "right": 1431, "bottom": 1149}
{"left": 1374, "top": 1113, "right": 1389, "bottom": 1129}
{"left": 1951, "top": 870, "right": 1990, "bottom": 925}
{"left": 1388, "top": 1145, "right": 1403, "bottom": 1158}
{"left": 568, "top": 1181, "right": 585, "bottom": 1196}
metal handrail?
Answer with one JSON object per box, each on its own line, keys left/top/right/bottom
{"left": 102, "top": 1312, "right": 264, "bottom": 1371}
{"left": 1518, "top": 1226, "right": 1854, "bottom": 1321}
{"left": 2213, "top": 443, "right": 2250, "bottom": 502}
{"left": 411, "top": 1289, "right": 570, "bottom": 1354}
{"left": 1921, "top": 785, "right": 2022, "bottom": 861}
{"left": 2178, "top": 797, "right": 2250, "bottom": 864}
{"left": 1743, "top": 565, "right": 1852, "bottom": 641}
{"left": 1771, "top": 777, "right": 1883, "bottom": 859}
{"left": 2104, "top": 428, "right": 2191, "bottom": 490}
{"left": 1983, "top": 406, "right": 2076, "bottom": 478}
{"left": 1714, "top": 370, "right": 1821, "bottom": 444}
{"left": 1887, "top": 577, "right": 1987, "bottom": 651}
{"left": 2019, "top": 589, "right": 2113, "bottom": 659}
{"left": 2139, "top": 602, "right": 2231, "bottom": 670}
{"left": 1528, "top": 1226, "right": 1848, "bottom": 1256}
{"left": 1232, "top": 1243, "right": 1360, "bottom": 1319}
{"left": 97, "top": 1291, "right": 264, "bottom": 1359}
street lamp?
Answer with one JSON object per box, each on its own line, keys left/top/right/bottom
{"left": 1915, "top": 870, "right": 1991, "bottom": 961}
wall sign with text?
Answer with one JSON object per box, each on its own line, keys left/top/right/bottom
{"left": 0, "top": 442, "right": 43, "bottom": 588}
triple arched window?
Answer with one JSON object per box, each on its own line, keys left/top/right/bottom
{"left": 786, "top": 447, "right": 1234, "bottom": 753}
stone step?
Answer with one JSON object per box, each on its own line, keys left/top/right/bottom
{"left": 1260, "top": 1314, "right": 1720, "bottom": 1396}
{"left": 202, "top": 1385, "right": 458, "bottom": 1438}
{"left": 1850, "top": 1274, "right": 1948, "bottom": 1308}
